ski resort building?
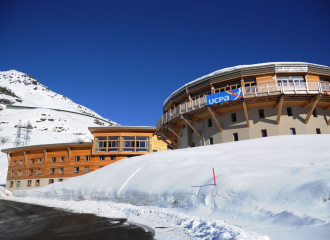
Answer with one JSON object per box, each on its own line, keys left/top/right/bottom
{"left": 2, "top": 126, "right": 168, "bottom": 190}
{"left": 156, "top": 62, "right": 330, "bottom": 149}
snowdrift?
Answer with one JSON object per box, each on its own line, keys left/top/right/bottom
{"left": 14, "top": 135, "right": 330, "bottom": 239}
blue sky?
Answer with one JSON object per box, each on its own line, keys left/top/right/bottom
{"left": 1, "top": 0, "right": 330, "bottom": 126}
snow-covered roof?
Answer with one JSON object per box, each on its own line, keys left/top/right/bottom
{"left": 163, "top": 62, "right": 330, "bottom": 109}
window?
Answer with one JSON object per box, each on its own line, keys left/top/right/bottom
{"left": 18, "top": 170, "right": 22, "bottom": 176}
{"left": 29, "top": 169, "right": 33, "bottom": 176}
{"left": 50, "top": 168, "right": 55, "bottom": 175}
{"left": 290, "top": 128, "right": 296, "bottom": 135}
{"left": 286, "top": 107, "right": 293, "bottom": 116}
{"left": 233, "top": 133, "right": 239, "bottom": 141}
{"left": 11, "top": 171, "right": 15, "bottom": 177}
{"left": 84, "top": 167, "right": 89, "bottom": 173}
{"left": 192, "top": 142, "right": 195, "bottom": 147}
{"left": 214, "top": 81, "right": 242, "bottom": 93}
{"left": 59, "top": 168, "right": 64, "bottom": 174}
{"left": 60, "top": 157, "right": 65, "bottom": 162}
{"left": 38, "top": 158, "right": 42, "bottom": 163}
{"left": 10, "top": 181, "right": 13, "bottom": 188}
{"left": 51, "top": 157, "right": 56, "bottom": 163}
{"left": 110, "top": 156, "right": 116, "bottom": 160}
{"left": 100, "top": 156, "right": 105, "bottom": 161}
{"left": 74, "top": 167, "right": 79, "bottom": 173}
{"left": 85, "top": 156, "right": 90, "bottom": 161}
{"left": 121, "top": 136, "right": 135, "bottom": 152}
{"left": 30, "top": 159, "right": 34, "bottom": 164}
{"left": 27, "top": 180, "right": 32, "bottom": 187}
{"left": 99, "top": 166, "right": 104, "bottom": 169}
{"left": 94, "top": 136, "right": 108, "bottom": 152}
{"left": 320, "top": 77, "right": 330, "bottom": 90}
{"left": 208, "top": 118, "right": 212, "bottom": 127}
{"left": 20, "top": 160, "right": 23, "bottom": 165}
{"left": 153, "top": 150, "right": 157, "bottom": 152}
{"left": 313, "top": 109, "right": 318, "bottom": 117}
{"left": 135, "top": 137, "right": 149, "bottom": 152}
{"left": 35, "top": 180, "right": 40, "bottom": 186}
{"left": 16, "top": 181, "right": 20, "bottom": 187}
{"left": 182, "top": 125, "right": 186, "bottom": 129}
{"left": 58, "top": 179, "right": 63, "bottom": 182}
{"left": 13, "top": 161, "right": 16, "bottom": 166}
{"left": 316, "top": 128, "right": 321, "bottom": 134}
{"left": 243, "top": 78, "right": 257, "bottom": 93}
{"left": 108, "top": 136, "right": 120, "bottom": 152}
{"left": 209, "top": 137, "right": 213, "bottom": 145}
{"left": 190, "top": 88, "right": 211, "bottom": 100}
{"left": 37, "top": 169, "right": 41, "bottom": 175}
{"left": 259, "top": 109, "right": 265, "bottom": 119}
{"left": 261, "top": 129, "right": 267, "bottom": 137}
{"left": 277, "top": 76, "right": 305, "bottom": 88}
{"left": 75, "top": 156, "right": 80, "bottom": 162}
{"left": 49, "top": 179, "right": 54, "bottom": 184}
{"left": 231, "top": 113, "right": 237, "bottom": 123}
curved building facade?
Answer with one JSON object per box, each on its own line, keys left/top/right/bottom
{"left": 156, "top": 62, "right": 330, "bottom": 148}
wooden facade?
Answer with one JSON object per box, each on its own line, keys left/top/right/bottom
{"left": 157, "top": 63, "right": 330, "bottom": 148}
{"left": 3, "top": 126, "right": 169, "bottom": 190}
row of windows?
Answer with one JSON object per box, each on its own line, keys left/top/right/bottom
{"left": 9, "top": 179, "right": 63, "bottom": 188}
{"left": 10, "top": 166, "right": 91, "bottom": 177}
{"left": 192, "top": 128, "right": 323, "bottom": 147}
{"left": 204, "top": 107, "right": 318, "bottom": 129}
{"left": 11, "top": 155, "right": 118, "bottom": 166}
{"left": 95, "top": 136, "right": 150, "bottom": 152}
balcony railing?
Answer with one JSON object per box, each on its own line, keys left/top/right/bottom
{"left": 156, "top": 82, "right": 330, "bottom": 130}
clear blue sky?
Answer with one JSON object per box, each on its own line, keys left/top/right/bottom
{"left": 1, "top": 0, "right": 330, "bottom": 126}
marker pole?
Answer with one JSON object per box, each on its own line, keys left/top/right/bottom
{"left": 213, "top": 167, "right": 217, "bottom": 186}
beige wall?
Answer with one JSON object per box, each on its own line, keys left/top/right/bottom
{"left": 178, "top": 106, "right": 330, "bottom": 148}
{"left": 7, "top": 177, "right": 71, "bottom": 191}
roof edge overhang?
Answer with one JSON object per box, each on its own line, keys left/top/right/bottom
{"left": 88, "top": 126, "right": 156, "bottom": 133}
{"left": 1, "top": 142, "right": 93, "bottom": 154}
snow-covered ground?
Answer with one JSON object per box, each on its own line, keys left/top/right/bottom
{"left": 0, "top": 70, "right": 118, "bottom": 183}
{"left": 6, "top": 134, "right": 330, "bottom": 240}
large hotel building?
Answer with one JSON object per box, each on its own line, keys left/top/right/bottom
{"left": 2, "top": 126, "right": 168, "bottom": 190}
{"left": 156, "top": 62, "right": 330, "bottom": 148}
{"left": 3, "top": 62, "right": 330, "bottom": 191}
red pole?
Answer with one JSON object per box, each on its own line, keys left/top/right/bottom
{"left": 213, "top": 167, "right": 217, "bottom": 186}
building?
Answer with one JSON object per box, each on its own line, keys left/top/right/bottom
{"left": 156, "top": 62, "right": 330, "bottom": 148}
{"left": 2, "top": 126, "right": 169, "bottom": 190}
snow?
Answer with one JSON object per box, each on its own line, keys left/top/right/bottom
{"left": 7, "top": 134, "right": 330, "bottom": 240}
{"left": 163, "top": 62, "right": 330, "bottom": 107}
{"left": 0, "top": 70, "right": 118, "bottom": 183}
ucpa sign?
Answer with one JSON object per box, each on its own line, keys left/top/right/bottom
{"left": 206, "top": 88, "right": 243, "bottom": 106}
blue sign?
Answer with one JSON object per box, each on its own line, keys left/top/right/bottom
{"left": 206, "top": 88, "right": 243, "bottom": 106}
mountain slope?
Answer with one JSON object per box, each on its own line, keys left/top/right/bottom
{"left": 0, "top": 70, "right": 118, "bottom": 183}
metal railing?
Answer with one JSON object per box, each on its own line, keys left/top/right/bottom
{"left": 156, "top": 82, "right": 330, "bottom": 130}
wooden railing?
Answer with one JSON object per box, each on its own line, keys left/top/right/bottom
{"left": 156, "top": 82, "right": 330, "bottom": 130}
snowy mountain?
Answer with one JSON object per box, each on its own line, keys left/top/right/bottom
{"left": 12, "top": 134, "right": 330, "bottom": 240}
{"left": 0, "top": 70, "right": 118, "bottom": 182}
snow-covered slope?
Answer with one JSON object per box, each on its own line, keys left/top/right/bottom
{"left": 12, "top": 135, "right": 330, "bottom": 240}
{"left": 0, "top": 70, "right": 118, "bottom": 183}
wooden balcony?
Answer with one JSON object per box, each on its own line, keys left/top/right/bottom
{"left": 156, "top": 82, "right": 330, "bottom": 130}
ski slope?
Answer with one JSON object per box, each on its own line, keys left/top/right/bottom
{"left": 10, "top": 134, "right": 330, "bottom": 240}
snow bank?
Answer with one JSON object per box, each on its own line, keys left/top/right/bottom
{"left": 13, "top": 135, "right": 330, "bottom": 239}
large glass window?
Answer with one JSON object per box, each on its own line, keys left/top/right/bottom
{"left": 277, "top": 76, "right": 305, "bottom": 88}
{"left": 135, "top": 137, "right": 149, "bottom": 152}
{"left": 95, "top": 136, "right": 107, "bottom": 152}
{"left": 214, "top": 81, "right": 241, "bottom": 93}
{"left": 108, "top": 136, "right": 120, "bottom": 152}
